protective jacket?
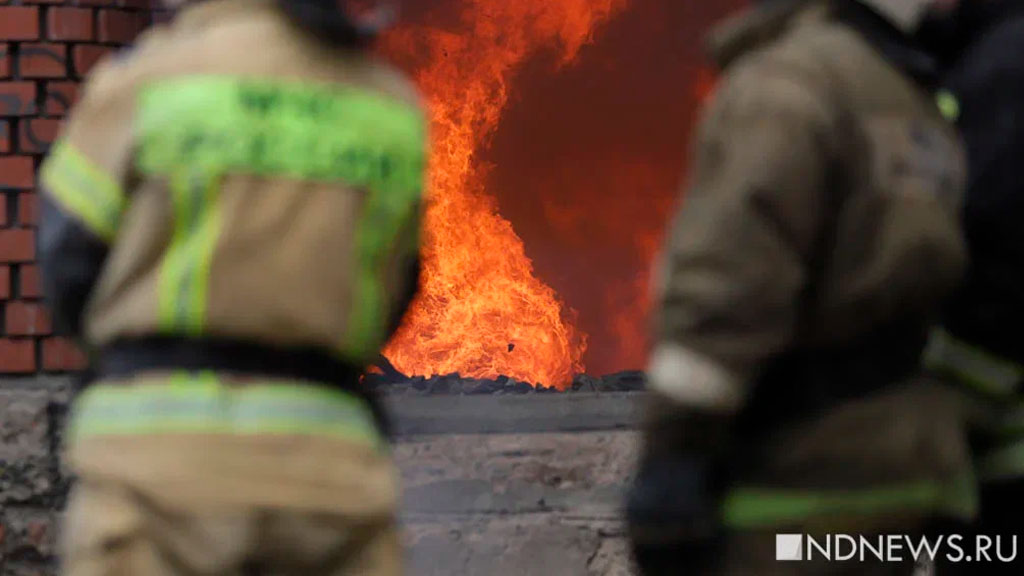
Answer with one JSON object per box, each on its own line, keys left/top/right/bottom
{"left": 649, "top": 0, "right": 972, "bottom": 528}
{"left": 39, "top": 0, "right": 426, "bottom": 387}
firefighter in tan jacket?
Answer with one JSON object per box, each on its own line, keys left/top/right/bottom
{"left": 627, "top": 0, "right": 975, "bottom": 574}
{"left": 37, "top": 0, "right": 426, "bottom": 574}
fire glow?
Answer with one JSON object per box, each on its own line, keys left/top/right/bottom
{"left": 382, "top": 0, "right": 742, "bottom": 388}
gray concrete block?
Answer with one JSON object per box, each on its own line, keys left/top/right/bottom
{"left": 387, "top": 393, "right": 643, "bottom": 436}
{"left": 0, "top": 390, "right": 51, "bottom": 462}
{"left": 1, "top": 508, "right": 59, "bottom": 563}
{"left": 404, "top": 516, "right": 634, "bottom": 576}
{"left": 396, "top": 431, "right": 639, "bottom": 518}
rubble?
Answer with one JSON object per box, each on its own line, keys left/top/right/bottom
{"left": 364, "top": 369, "right": 647, "bottom": 395}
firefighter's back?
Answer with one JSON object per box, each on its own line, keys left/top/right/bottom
{"left": 75, "top": 0, "right": 424, "bottom": 359}
{"left": 41, "top": 1, "right": 424, "bottom": 575}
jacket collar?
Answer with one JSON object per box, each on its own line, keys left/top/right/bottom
{"left": 174, "top": 0, "right": 277, "bottom": 30}
{"left": 706, "top": 0, "right": 941, "bottom": 89}
{"left": 833, "top": 0, "right": 941, "bottom": 88}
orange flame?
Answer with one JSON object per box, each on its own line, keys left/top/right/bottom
{"left": 382, "top": 0, "right": 628, "bottom": 387}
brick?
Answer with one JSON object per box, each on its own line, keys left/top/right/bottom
{"left": 48, "top": 7, "right": 95, "bottom": 41}
{"left": 0, "top": 156, "right": 35, "bottom": 189}
{"left": 0, "top": 229, "right": 35, "bottom": 262}
{"left": 0, "top": 43, "right": 10, "bottom": 78}
{"left": 0, "top": 266, "right": 9, "bottom": 299}
{"left": 121, "top": 0, "right": 160, "bottom": 9}
{"left": 5, "top": 301, "right": 52, "bottom": 336}
{"left": 43, "top": 81, "right": 79, "bottom": 116}
{"left": 0, "top": 339, "right": 35, "bottom": 373}
{"left": 98, "top": 9, "right": 148, "bottom": 44}
{"left": 0, "top": 119, "right": 9, "bottom": 153}
{"left": 72, "top": 44, "right": 112, "bottom": 78}
{"left": 42, "top": 337, "right": 87, "bottom": 372}
{"left": 19, "top": 193, "right": 38, "bottom": 226}
{"left": 0, "top": 191, "right": 6, "bottom": 225}
{"left": 78, "top": 0, "right": 117, "bottom": 5}
{"left": 0, "top": 82, "right": 37, "bottom": 117}
{"left": 19, "top": 264, "right": 41, "bottom": 298}
{"left": 0, "top": 7, "right": 41, "bottom": 41}
{"left": 18, "top": 43, "right": 69, "bottom": 79}
{"left": 19, "top": 118, "right": 60, "bottom": 153}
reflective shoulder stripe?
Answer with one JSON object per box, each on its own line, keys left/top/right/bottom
{"left": 722, "top": 471, "right": 978, "bottom": 529}
{"left": 922, "top": 328, "right": 1024, "bottom": 398}
{"left": 647, "top": 343, "right": 746, "bottom": 412}
{"left": 39, "top": 141, "right": 125, "bottom": 242}
{"left": 135, "top": 76, "right": 427, "bottom": 359}
{"left": 68, "top": 373, "right": 384, "bottom": 448}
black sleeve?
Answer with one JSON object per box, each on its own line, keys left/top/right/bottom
{"left": 37, "top": 193, "right": 109, "bottom": 340}
{"left": 943, "top": 19, "right": 1024, "bottom": 357}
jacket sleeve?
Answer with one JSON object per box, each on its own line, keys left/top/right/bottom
{"left": 37, "top": 60, "right": 134, "bottom": 340}
{"left": 941, "top": 22, "right": 1024, "bottom": 357}
{"left": 649, "top": 60, "right": 840, "bottom": 413}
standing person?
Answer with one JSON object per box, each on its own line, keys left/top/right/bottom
{"left": 38, "top": 0, "right": 427, "bottom": 574}
{"left": 918, "top": 0, "right": 1024, "bottom": 571}
{"left": 626, "top": 0, "right": 974, "bottom": 574}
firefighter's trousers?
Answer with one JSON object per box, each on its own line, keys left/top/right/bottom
{"left": 60, "top": 373, "right": 400, "bottom": 576}
{"left": 716, "top": 381, "right": 978, "bottom": 575}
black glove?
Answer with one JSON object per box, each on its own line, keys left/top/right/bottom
{"left": 626, "top": 396, "right": 735, "bottom": 576}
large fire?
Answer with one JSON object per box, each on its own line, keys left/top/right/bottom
{"left": 382, "top": 0, "right": 743, "bottom": 387}
{"left": 382, "top": 0, "right": 628, "bottom": 387}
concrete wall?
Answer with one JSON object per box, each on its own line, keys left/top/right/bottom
{"left": 390, "top": 393, "right": 642, "bottom": 575}
{"left": 1, "top": 379, "right": 644, "bottom": 574}
{"left": 399, "top": 431, "right": 639, "bottom": 576}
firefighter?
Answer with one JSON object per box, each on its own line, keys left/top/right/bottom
{"left": 916, "top": 0, "right": 1024, "bottom": 572}
{"left": 627, "top": 0, "right": 975, "bottom": 574}
{"left": 38, "top": 0, "right": 426, "bottom": 574}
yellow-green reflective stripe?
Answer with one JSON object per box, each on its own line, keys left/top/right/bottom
{"left": 39, "top": 141, "right": 124, "bottom": 241}
{"left": 137, "top": 76, "right": 426, "bottom": 359}
{"left": 922, "top": 328, "right": 1023, "bottom": 398}
{"left": 937, "top": 90, "right": 961, "bottom": 122}
{"left": 723, "top": 473, "right": 978, "bottom": 529}
{"left": 158, "top": 170, "right": 221, "bottom": 334}
{"left": 978, "top": 440, "right": 1024, "bottom": 482}
{"left": 136, "top": 77, "right": 426, "bottom": 191}
{"left": 68, "top": 374, "right": 382, "bottom": 447}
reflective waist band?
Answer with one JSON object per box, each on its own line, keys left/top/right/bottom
{"left": 922, "top": 328, "right": 1024, "bottom": 398}
{"left": 722, "top": 471, "right": 978, "bottom": 529}
{"left": 69, "top": 372, "right": 384, "bottom": 447}
{"left": 91, "top": 336, "right": 390, "bottom": 436}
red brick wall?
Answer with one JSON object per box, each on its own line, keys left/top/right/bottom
{"left": 1, "top": 0, "right": 162, "bottom": 375}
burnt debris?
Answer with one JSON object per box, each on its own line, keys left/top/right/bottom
{"left": 363, "top": 370, "right": 647, "bottom": 395}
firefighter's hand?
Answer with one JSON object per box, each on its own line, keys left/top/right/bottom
{"left": 626, "top": 399, "right": 734, "bottom": 575}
